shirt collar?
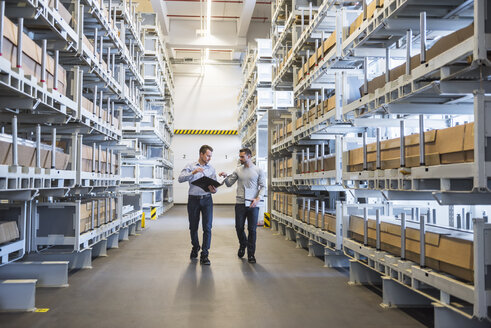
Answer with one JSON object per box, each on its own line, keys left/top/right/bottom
{"left": 196, "top": 161, "right": 208, "bottom": 168}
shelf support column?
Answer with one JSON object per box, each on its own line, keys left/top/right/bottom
{"left": 51, "top": 128, "right": 56, "bottom": 169}
{"left": 0, "top": 2, "right": 4, "bottom": 57}
{"left": 335, "top": 136, "right": 342, "bottom": 184}
{"left": 420, "top": 12, "right": 427, "bottom": 63}
{"left": 405, "top": 29, "right": 412, "bottom": 75}
{"left": 376, "top": 128, "right": 381, "bottom": 169}
{"left": 474, "top": 91, "right": 488, "bottom": 190}
{"left": 16, "top": 18, "right": 23, "bottom": 69}
{"left": 36, "top": 125, "right": 41, "bottom": 169}
{"left": 400, "top": 120, "right": 405, "bottom": 167}
{"left": 41, "top": 40, "right": 47, "bottom": 84}
{"left": 375, "top": 209, "right": 381, "bottom": 250}
{"left": 400, "top": 212, "right": 406, "bottom": 260}
{"left": 12, "top": 116, "right": 18, "bottom": 166}
{"left": 362, "top": 130, "right": 367, "bottom": 171}
{"left": 419, "top": 115, "right": 425, "bottom": 166}
{"left": 419, "top": 211, "right": 427, "bottom": 267}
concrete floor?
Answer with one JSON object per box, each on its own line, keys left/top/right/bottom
{"left": 0, "top": 205, "right": 430, "bottom": 328}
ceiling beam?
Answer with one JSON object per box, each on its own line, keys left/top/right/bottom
{"left": 150, "top": 0, "right": 170, "bottom": 35}
{"left": 237, "top": 0, "right": 256, "bottom": 37}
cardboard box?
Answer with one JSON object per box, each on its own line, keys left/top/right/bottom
{"left": 297, "top": 68, "right": 304, "bottom": 83}
{"left": 308, "top": 53, "right": 316, "bottom": 68}
{"left": 0, "top": 142, "right": 36, "bottom": 167}
{"left": 3, "top": 17, "right": 67, "bottom": 94}
{"left": 42, "top": 150, "right": 70, "bottom": 170}
{"left": 295, "top": 116, "right": 304, "bottom": 129}
{"left": 349, "top": 14, "right": 363, "bottom": 35}
{"left": 0, "top": 221, "right": 19, "bottom": 244}
{"left": 96, "top": 199, "right": 106, "bottom": 226}
{"left": 48, "top": 0, "right": 73, "bottom": 24}
{"left": 362, "top": 23, "right": 474, "bottom": 96}
{"left": 348, "top": 215, "right": 474, "bottom": 282}
{"left": 323, "top": 213, "right": 336, "bottom": 233}
{"left": 82, "top": 34, "right": 95, "bottom": 54}
{"left": 309, "top": 210, "right": 318, "bottom": 227}
{"left": 111, "top": 198, "right": 117, "bottom": 221}
{"left": 323, "top": 31, "right": 336, "bottom": 55}
{"left": 286, "top": 122, "right": 293, "bottom": 135}
{"left": 80, "top": 201, "right": 93, "bottom": 233}
{"left": 367, "top": 0, "right": 377, "bottom": 19}
{"left": 347, "top": 122, "right": 474, "bottom": 171}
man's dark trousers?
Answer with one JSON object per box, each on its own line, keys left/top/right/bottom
{"left": 187, "top": 195, "right": 213, "bottom": 256}
{"left": 235, "top": 204, "right": 259, "bottom": 256}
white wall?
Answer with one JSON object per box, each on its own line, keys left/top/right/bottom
{"left": 172, "top": 64, "right": 242, "bottom": 204}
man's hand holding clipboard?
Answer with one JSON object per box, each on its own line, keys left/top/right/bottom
{"left": 191, "top": 176, "right": 224, "bottom": 193}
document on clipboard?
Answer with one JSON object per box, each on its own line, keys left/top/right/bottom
{"left": 191, "top": 176, "right": 223, "bottom": 192}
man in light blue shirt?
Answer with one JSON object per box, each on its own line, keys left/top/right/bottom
{"left": 178, "top": 145, "right": 217, "bottom": 265}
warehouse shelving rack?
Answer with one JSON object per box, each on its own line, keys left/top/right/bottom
{"left": 238, "top": 37, "right": 296, "bottom": 223}
{"left": 119, "top": 11, "right": 174, "bottom": 219}
{"left": 238, "top": 40, "right": 273, "bottom": 158}
{"left": 269, "top": 0, "right": 491, "bottom": 326}
{"left": 237, "top": 40, "right": 274, "bottom": 222}
{"left": 0, "top": 0, "right": 173, "bottom": 312}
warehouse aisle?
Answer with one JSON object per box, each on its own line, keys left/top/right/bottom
{"left": 0, "top": 205, "right": 429, "bottom": 328}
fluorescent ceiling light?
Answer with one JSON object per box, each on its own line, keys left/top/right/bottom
{"left": 207, "top": 0, "right": 211, "bottom": 35}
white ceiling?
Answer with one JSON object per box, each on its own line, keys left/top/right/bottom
{"left": 149, "top": 0, "right": 271, "bottom": 62}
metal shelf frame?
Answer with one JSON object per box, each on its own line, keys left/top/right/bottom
{"left": 269, "top": 0, "right": 491, "bottom": 325}
{"left": 0, "top": 0, "right": 173, "bottom": 274}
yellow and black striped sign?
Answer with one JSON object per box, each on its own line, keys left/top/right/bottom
{"left": 264, "top": 212, "right": 271, "bottom": 228}
{"left": 151, "top": 207, "right": 157, "bottom": 220}
{"left": 174, "top": 129, "right": 238, "bottom": 135}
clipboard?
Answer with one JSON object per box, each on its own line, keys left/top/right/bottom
{"left": 191, "top": 176, "right": 223, "bottom": 192}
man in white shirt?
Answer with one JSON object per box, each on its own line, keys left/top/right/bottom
{"left": 178, "top": 145, "right": 218, "bottom": 265}
{"left": 220, "top": 148, "right": 266, "bottom": 263}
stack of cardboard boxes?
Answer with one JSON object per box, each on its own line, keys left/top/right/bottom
{"left": 360, "top": 23, "right": 473, "bottom": 96}
{"left": 295, "top": 95, "right": 336, "bottom": 130}
{"left": 348, "top": 215, "right": 474, "bottom": 282}
{"left": 296, "top": 31, "right": 337, "bottom": 84}
{"left": 2, "top": 16, "right": 67, "bottom": 95}
{"left": 346, "top": 122, "right": 474, "bottom": 172}
{"left": 296, "top": 0, "right": 387, "bottom": 85}
{"left": 79, "top": 198, "right": 118, "bottom": 234}
{"left": 298, "top": 153, "right": 336, "bottom": 174}
{"left": 81, "top": 145, "right": 119, "bottom": 173}
{"left": 0, "top": 136, "right": 70, "bottom": 170}
{"left": 79, "top": 201, "right": 93, "bottom": 234}
{"left": 347, "top": 0, "right": 384, "bottom": 38}
{"left": 272, "top": 192, "right": 293, "bottom": 216}
{"left": 81, "top": 96, "right": 121, "bottom": 130}
{"left": 272, "top": 121, "right": 293, "bottom": 144}
{"left": 273, "top": 158, "right": 293, "bottom": 178}
{"left": 298, "top": 199, "right": 336, "bottom": 232}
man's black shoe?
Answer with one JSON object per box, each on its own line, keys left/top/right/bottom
{"left": 200, "top": 256, "right": 211, "bottom": 265}
{"left": 190, "top": 247, "right": 200, "bottom": 259}
{"left": 248, "top": 255, "right": 256, "bottom": 263}
{"left": 237, "top": 246, "right": 246, "bottom": 258}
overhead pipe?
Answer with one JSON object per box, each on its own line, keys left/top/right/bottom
{"left": 164, "top": 0, "right": 271, "bottom": 3}
{"left": 166, "top": 14, "right": 269, "bottom": 20}
{"left": 174, "top": 48, "right": 233, "bottom": 52}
